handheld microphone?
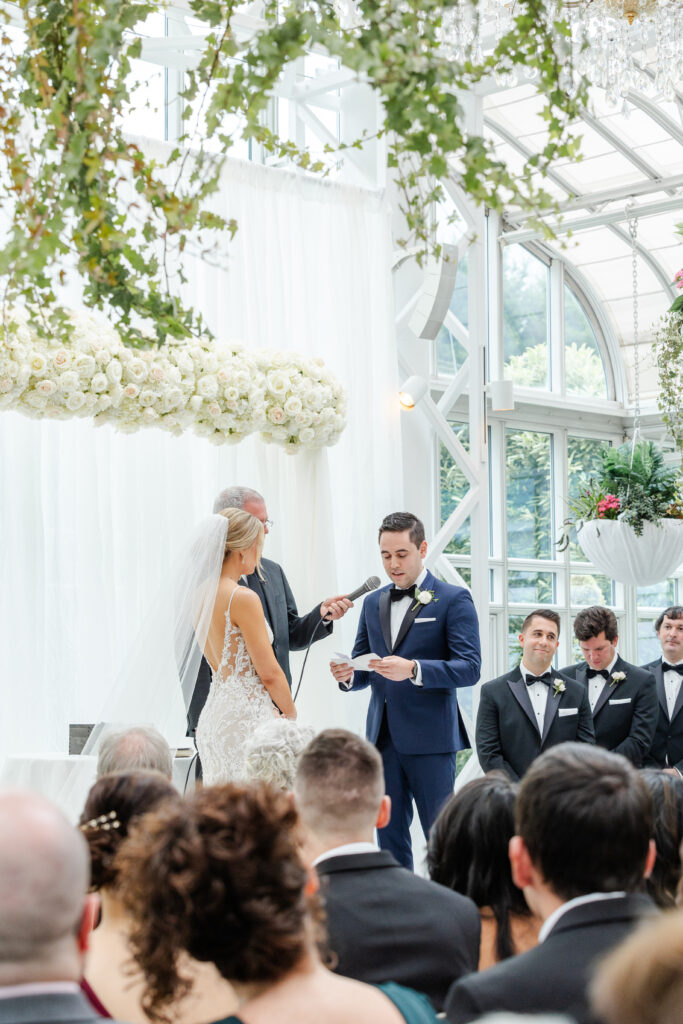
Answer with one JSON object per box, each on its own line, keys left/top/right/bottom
{"left": 294, "top": 576, "right": 381, "bottom": 702}
{"left": 345, "top": 575, "right": 382, "bottom": 603}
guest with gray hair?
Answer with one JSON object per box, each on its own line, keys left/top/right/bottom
{"left": 96, "top": 725, "right": 173, "bottom": 779}
{"left": 0, "top": 789, "right": 126, "bottom": 1024}
{"left": 188, "top": 485, "right": 352, "bottom": 774}
{"left": 244, "top": 718, "right": 316, "bottom": 790}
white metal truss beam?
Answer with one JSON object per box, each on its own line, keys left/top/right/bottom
{"left": 578, "top": 108, "right": 667, "bottom": 182}
{"left": 485, "top": 118, "right": 676, "bottom": 300}
{"left": 501, "top": 194, "right": 683, "bottom": 244}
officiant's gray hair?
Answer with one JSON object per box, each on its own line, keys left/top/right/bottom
{"left": 213, "top": 486, "right": 264, "bottom": 514}
{"left": 0, "top": 791, "right": 89, "bottom": 975}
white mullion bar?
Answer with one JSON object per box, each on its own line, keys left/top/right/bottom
{"left": 549, "top": 259, "right": 565, "bottom": 396}
{"left": 437, "top": 362, "right": 471, "bottom": 415}
{"left": 428, "top": 488, "right": 481, "bottom": 561}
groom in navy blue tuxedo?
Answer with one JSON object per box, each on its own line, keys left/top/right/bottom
{"left": 330, "top": 512, "right": 481, "bottom": 869}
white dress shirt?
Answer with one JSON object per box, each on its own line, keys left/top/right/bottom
{"left": 313, "top": 841, "right": 379, "bottom": 867}
{"left": 662, "top": 656, "right": 683, "bottom": 720}
{"left": 390, "top": 567, "right": 427, "bottom": 687}
{"left": 538, "top": 891, "right": 626, "bottom": 942}
{"left": 588, "top": 651, "right": 619, "bottom": 712}
{"left": 0, "top": 982, "right": 81, "bottom": 1000}
{"left": 519, "top": 662, "right": 554, "bottom": 734}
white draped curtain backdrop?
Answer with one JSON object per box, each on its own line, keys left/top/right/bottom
{"left": 0, "top": 150, "right": 403, "bottom": 763}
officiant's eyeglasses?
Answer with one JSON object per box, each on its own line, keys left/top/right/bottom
{"left": 263, "top": 519, "right": 273, "bottom": 530}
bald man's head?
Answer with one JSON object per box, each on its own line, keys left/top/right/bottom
{"left": 0, "top": 791, "right": 91, "bottom": 983}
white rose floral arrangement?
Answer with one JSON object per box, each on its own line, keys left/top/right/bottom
{"left": 0, "top": 308, "right": 347, "bottom": 451}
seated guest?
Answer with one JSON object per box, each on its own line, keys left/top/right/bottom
{"left": 561, "top": 606, "right": 657, "bottom": 766}
{"left": 294, "top": 729, "right": 480, "bottom": 1011}
{"left": 117, "top": 782, "right": 441, "bottom": 1024}
{"left": 79, "top": 770, "right": 236, "bottom": 1023}
{"left": 643, "top": 605, "right": 683, "bottom": 775}
{"left": 243, "top": 718, "right": 315, "bottom": 790}
{"left": 427, "top": 773, "right": 541, "bottom": 969}
{"left": 96, "top": 725, "right": 173, "bottom": 779}
{"left": 591, "top": 909, "right": 683, "bottom": 1024}
{"left": 0, "top": 789, "right": 126, "bottom": 1024}
{"left": 444, "top": 744, "right": 657, "bottom": 1024}
{"left": 640, "top": 769, "right": 683, "bottom": 908}
{"left": 476, "top": 609, "right": 594, "bottom": 780}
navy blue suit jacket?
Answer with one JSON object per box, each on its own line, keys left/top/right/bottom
{"left": 344, "top": 570, "right": 481, "bottom": 755}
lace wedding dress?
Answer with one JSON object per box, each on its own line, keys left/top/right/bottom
{"left": 196, "top": 588, "right": 275, "bottom": 783}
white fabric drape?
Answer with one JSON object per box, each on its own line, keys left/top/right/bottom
{"left": 0, "top": 153, "right": 402, "bottom": 764}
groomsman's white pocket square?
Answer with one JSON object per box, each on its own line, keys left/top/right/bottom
{"left": 558, "top": 708, "right": 578, "bottom": 717}
{"left": 415, "top": 617, "right": 436, "bottom": 623}
{"left": 609, "top": 697, "right": 631, "bottom": 705}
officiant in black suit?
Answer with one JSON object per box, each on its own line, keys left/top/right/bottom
{"left": 561, "top": 605, "right": 657, "bottom": 767}
{"left": 642, "top": 605, "right": 683, "bottom": 775}
{"left": 188, "top": 486, "right": 351, "bottom": 754}
{"left": 476, "top": 609, "right": 594, "bottom": 781}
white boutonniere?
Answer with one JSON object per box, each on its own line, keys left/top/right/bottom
{"left": 610, "top": 671, "right": 626, "bottom": 687}
{"left": 553, "top": 679, "right": 566, "bottom": 699}
{"left": 411, "top": 587, "right": 438, "bottom": 612}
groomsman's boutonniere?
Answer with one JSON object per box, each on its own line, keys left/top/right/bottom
{"left": 610, "top": 671, "right": 626, "bottom": 687}
{"left": 553, "top": 679, "right": 566, "bottom": 699}
{"left": 411, "top": 587, "right": 438, "bottom": 612}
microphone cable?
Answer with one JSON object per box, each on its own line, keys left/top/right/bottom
{"left": 293, "top": 615, "right": 329, "bottom": 703}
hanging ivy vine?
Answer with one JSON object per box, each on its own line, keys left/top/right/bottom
{"left": 0, "top": 0, "right": 587, "bottom": 349}
{"left": 655, "top": 221, "right": 683, "bottom": 455}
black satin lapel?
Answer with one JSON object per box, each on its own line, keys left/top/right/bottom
{"left": 507, "top": 676, "right": 540, "bottom": 734}
{"left": 379, "top": 591, "right": 392, "bottom": 655}
{"left": 671, "top": 678, "right": 683, "bottom": 722}
{"left": 541, "top": 680, "right": 561, "bottom": 744}
{"left": 654, "top": 664, "right": 668, "bottom": 716}
{"left": 393, "top": 601, "right": 422, "bottom": 653}
{"left": 592, "top": 680, "right": 612, "bottom": 718}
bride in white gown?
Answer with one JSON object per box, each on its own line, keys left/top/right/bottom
{"left": 196, "top": 507, "right": 297, "bottom": 783}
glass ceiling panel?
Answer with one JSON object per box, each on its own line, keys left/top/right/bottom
{"left": 599, "top": 109, "right": 671, "bottom": 148}
{"left": 633, "top": 140, "right": 683, "bottom": 175}
{"left": 578, "top": 257, "right": 663, "bottom": 299}
{"left": 635, "top": 215, "right": 683, "bottom": 249}
{"left": 562, "top": 229, "right": 631, "bottom": 265}
{"left": 555, "top": 154, "right": 645, "bottom": 192}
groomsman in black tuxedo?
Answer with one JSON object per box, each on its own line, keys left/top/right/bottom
{"left": 444, "top": 744, "right": 657, "bottom": 1024}
{"left": 642, "top": 605, "right": 683, "bottom": 775}
{"left": 561, "top": 606, "right": 657, "bottom": 767}
{"left": 476, "top": 609, "right": 594, "bottom": 781}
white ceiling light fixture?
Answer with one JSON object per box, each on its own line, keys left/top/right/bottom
{"left": 398, "top": 375, "right": 429, "bottom": 411}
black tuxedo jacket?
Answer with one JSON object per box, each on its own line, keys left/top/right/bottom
{"left": 187, "top": 556, "right": 329, "bottom": 733}
{"left": 476, "top": 666, "right": 595, "bottom": 781}
{"left": 316, "top": 849, "right": 480, "bottom": 1011}
{"left": 642, "top": 657, "right": 683, "bottom": 773}
{"left": 444, "top": 893, "right": 657, "bottom": 1024}
{"left": 0, "top": 989, "right": 127, "bottom": 1024}
{"left": 560, "top": 656, "right": 658, "bottom": 766}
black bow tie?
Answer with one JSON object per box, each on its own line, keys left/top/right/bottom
{"left": 663, "top": 662, "right": 683, "bottom": 675}
{"left": 390, "top": 584, "right": 417, "bottom": 602}
{"left": 587, "top": 668, "right": 609, "bottom": 680}
{"left": 525, "top": 673, "right": 552, "bottom": 687}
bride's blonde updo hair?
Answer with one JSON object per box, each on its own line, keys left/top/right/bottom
{"left": 219, "top": 507, "right": 264, "bottom": 573}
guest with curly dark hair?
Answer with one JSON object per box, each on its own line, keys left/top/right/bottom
{"left": 427, "top": 772, "right": 540, "bottom": 968}
{"left": 640, "top": 769, "right": 683, "bottom": 907}
{"left": 117, "top": 782, "right": 440, "bottom": 1024}
{"left": 79, "top": 770, "right": 236, "bottom": 1023}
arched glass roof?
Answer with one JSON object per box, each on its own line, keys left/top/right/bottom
{"left": 486, "top": 82, "right": 683, "bottom": 400}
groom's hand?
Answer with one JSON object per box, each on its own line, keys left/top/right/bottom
{"left": 369, "top": 656, "right": 415, "bottom": 681}
{"left": 321, "top": 595, "right": 354, "bottom": 621}
{"left": 330, "top": 660, "right": 354, "bottom": 684}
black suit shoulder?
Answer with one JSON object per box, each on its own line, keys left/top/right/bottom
{"left": 642, "top": 658, "right": 661, "bottom": 672}
{"left": 318, "top": 853, "right": 480, "bottom": 1010}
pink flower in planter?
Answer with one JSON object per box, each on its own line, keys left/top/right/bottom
{"left": 597, "top": 494, "right": 620, "bottom": 519}
{"left": 675, "top": 269, "right": 683, "bottom": 290}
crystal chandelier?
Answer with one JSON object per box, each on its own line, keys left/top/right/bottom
{"left": 438, "top": 0, "right": 683, "bottom": 106}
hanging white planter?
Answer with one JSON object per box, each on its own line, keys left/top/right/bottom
{"left": 576, "top": 519, "right": 683, "bottom": 587}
